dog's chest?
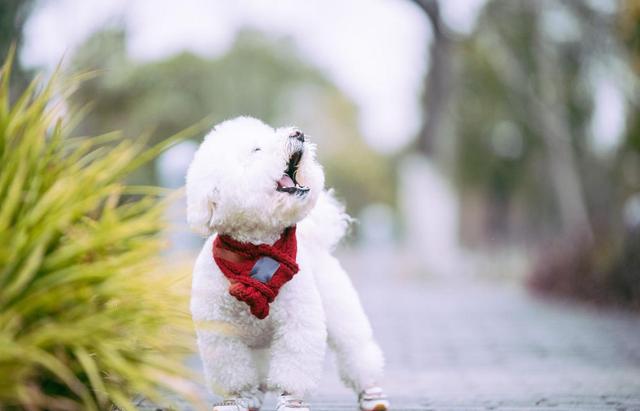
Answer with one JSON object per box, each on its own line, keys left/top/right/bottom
{"left": 221, "top": 294, "right": 276, "bottom": 347}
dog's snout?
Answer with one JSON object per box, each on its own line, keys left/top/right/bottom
{"left": 289, "top": 130, "right": 305, "bottom": 143}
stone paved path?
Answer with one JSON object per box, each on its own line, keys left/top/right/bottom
{"left": 146, "top": 273, "right": 640, "bottom": 410}
{"left": 331, "top": 277, "right": 640, "bottom": 410}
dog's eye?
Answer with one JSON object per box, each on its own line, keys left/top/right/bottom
{"left": 253, "top": 147, "right": 261, "bottom": 153}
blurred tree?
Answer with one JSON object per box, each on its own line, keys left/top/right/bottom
{"left": 619, "top": 0, "right": 640, "bottom": 159}
{"left": 70, "top": 29, "right": 395, "bottom": 217}
{"left": 620, "top": 0, "right": 640, "bottom": 74}
{"left": 411, "top": 0, "right": 454, "bottom": 156}
{"left": 410, "top": 0, "right": 640, "bottom": 305}
{"left": 442, "top": 0, "right": 639, "bottom": 307}
{"left": 603, "top": 0, "right": 640, "bottom": 307}
{"left": 451, "top": 0, "right": 626, "bottom": 243}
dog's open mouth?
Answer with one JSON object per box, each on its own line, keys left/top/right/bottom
{"left": 276, "top": 150, "right": 310, "bottom": 195}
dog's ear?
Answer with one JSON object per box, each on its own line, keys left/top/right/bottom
{"left": 186, "top": 184, "right": 218, "bottom": 237}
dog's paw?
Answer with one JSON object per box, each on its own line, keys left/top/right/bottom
{"left": 358, "top": 386, "right": 390, "bottom": 411}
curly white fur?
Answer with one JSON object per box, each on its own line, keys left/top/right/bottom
{"left": 186, "top": 116, "right": 384, "bottom": 398}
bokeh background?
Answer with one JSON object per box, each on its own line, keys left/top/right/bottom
{"left": 4, "top": 0, "right": 640, "bottom": 407}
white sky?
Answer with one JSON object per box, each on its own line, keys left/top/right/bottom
{"left": 22, "top": 0, "right": 484, "bottom": 152}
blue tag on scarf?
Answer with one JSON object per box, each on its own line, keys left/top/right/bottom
{"left": 249, "top": 256, "right": 280, "bottom": 283}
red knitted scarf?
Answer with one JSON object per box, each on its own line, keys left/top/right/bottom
{"left": 212, "top": 226, "right": 299, "bottom": 319}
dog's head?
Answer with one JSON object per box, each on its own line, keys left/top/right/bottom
{"left": 186, "top": 116, "right": 324, "bottom": 243}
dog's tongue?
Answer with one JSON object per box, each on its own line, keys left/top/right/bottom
{"left": 277, "top": 173, "right": 295, "bottom": 188}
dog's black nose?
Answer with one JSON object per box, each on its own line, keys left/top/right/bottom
{"left": 289, "top": 130, "right": 305, "bottom": 142}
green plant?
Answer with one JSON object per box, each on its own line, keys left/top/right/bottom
{"left": 0, "top": 51, "right": 204, "bottom": 410}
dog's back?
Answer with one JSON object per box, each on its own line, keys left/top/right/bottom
{"left": 297, "top": 190, "right": 351, "bottom": 252}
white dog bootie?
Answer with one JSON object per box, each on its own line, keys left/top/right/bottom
{"left": 212, "top": 387, "right": 265, "bottom": 411}
{"left": 358, "top": 386, "right": 389, "bottom": 411}
{"left": 212, "top": 398, "right": 250, "bottom": 411}
{"left": 275, "top": 394, "right": 310, "bottom": 411}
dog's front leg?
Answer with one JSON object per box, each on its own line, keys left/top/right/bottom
{"left": 267, "top": 269, "right": 327, "bottom": 397}
{"left": 195, "top": 326, "right": 259, "bottom": 395}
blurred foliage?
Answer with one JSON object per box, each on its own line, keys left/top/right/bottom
{"left": 450, "top": 0, "right": 637, "bottom": 243}
{"left": 454, "top": 9, "right": 554, "bottom": 237}
{"left": 0, "top": 0, "right": 34, "bottom": 89}
{"left": 69, "top": 29, "right": 395, "bottom": 216}
{"left": 0, "top": 53, "right": 200, "bottom": 410}
{"left": 620, "top": 0, "right": 640, "bottom": 74}
{"left": 410, "top": 0, "right": 640, "bottom": 308}
{"left": 529, "top": 226, "right": 640, "bottom": 310}
{"left": 620, "top": 0, "right": 640, "bottom": 157}
{"left": 428, "top": 0, "right": 640, "bottom": 307}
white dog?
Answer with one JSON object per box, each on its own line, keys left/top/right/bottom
{"left": 186, "top": 117, "right": 389, "bottom": 411}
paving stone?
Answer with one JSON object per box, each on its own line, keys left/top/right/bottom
{"left": 146, "top": 267, "right": 640, "bottom": 410}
